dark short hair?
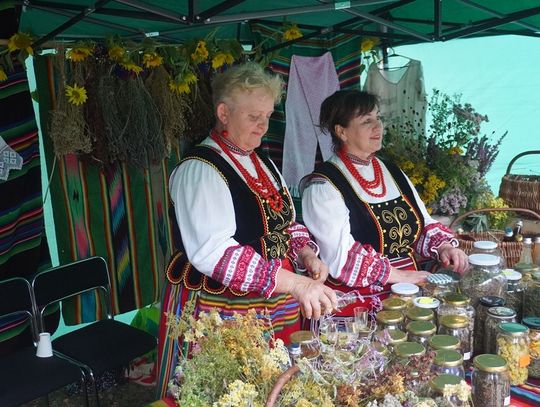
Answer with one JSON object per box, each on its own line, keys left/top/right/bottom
{"left": 319, "top": 90, "right": 379, "bottom": 152}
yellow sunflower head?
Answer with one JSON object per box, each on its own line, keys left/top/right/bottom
{"left": 65, "top": 84, "right": 88, "bottom": 106}
{"left": 283, "top": 25, "right": 303, "bottom": 41}
{"left": 182, "top": 72, "right": 197, "bottom": 85}
{"left": 361, "top": 37, "right": 380, "bottom": 53}
{"left": 7, "top": 32, "right": 33, "bottom": 55}
{"left": 0, "top": 67, "right": 7, "bottom": 82}
{"left": 119, "top": 61, "right": 143, "bottom": 75}
{"left": 190, "top": 40, "right": 209, "bottom": 63}
{"left": 448, "top": 146, "right": 464, "bottom": 155}
{"left": 168, "top": 80, "right": 191, "bottom": 95}
{"left": 67, "top": 46, "right": 93, "bottom": 62}
{"left": 142, "top": 52, "right": 163, "bottom": 68}
{"left": 108, "top": 46, "right": 125, "bottom": 61}
{"left": 211, "top": 52, "right": 234, "bottom": 69}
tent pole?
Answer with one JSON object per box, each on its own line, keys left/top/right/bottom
{"left": 434, "top": 0, "right": 442, "bottom": 40}
{"left": 197, "top": 0, "right": 247, "bottom": 22}
{"left": 114, "top": 0, "right": 187, "bottom": 23}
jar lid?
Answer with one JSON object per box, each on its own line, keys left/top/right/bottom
{"left": 382, "top": 297, "right": 407, "bottom": 311}
{"left": 375, "top": 310, "right": 404, "bottom": 324}
{"left": 524, "top": 237, "right": 532, "bottom": 244}
{"left": 406, "top": 306, "right": 435, "bottom": 321}
{"left": 443, "top": 293, "right": 470, "bottom": 306}
{"left": 502, "top": 269, "right": 522, "bottom": 281}
{"left": 387, "top": 329, "right": 407, "bottom": 344}
{"left": 532, "top": 271, "right": 540, "bottom": 281}
{"left": 289, "top": 342, "right": 301, "bottom": 354}
{"left": 394, "top": 341, "right": 426, "bottom": 358}
{"left": 427, "top": 273, "right": 454, "bottom": 285}
{"left": 473, "top": 354, "right": 508, "bottom": 372}
{"left": 430, "top": 374, "right": 463, "bottom": 392}
{"left": 406, "top": 320, "right": 436, "bottom": 335}
{"left": 434, "top": 349, "right": 463, "bottom": 367}
{"left": 473, "top": 240, "right": 498, "bottom": 250}
{"left": 522, "top": 317, "right": 540, "bottom": 330}
{"left": 487, "top": 306, "right": 516, "bottom": 318}
{"left": 479, "top": 295, "right": 505, "bottom": 307}
{"left": 439, "top": 314, "right": 468, "bottom": 328}
{"left": 413, "top": 297, "right": 441, "bottom": 309}
{"left": 391, "top": 282, "right": 419, "bottom": 295}
{"left": 429, "top": 334, "right": 460, "bottom": 350}
{"left": 290, "top": 330, "right": 315, "bottom": 344}
{"left": 498, "top": 322, "right": 529, "bottom": 336}
{"left": 514, "top": 263, "right": 540, "bottom": 273}
{"left": 371, "top": 341, "right": 390, "bottom": 356}
{"left": 468, "top": 253, "right": 500, "bottom": 266}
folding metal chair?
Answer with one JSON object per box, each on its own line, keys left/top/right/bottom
{"left": 0, "top": 277, "right": 86, "bottom": 407}
{"left": 32, "top": 256, "right": 157, "bottom": 406}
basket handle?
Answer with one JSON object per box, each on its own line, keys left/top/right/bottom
{"left": 505, "top": 150, "right": 540, "bottom": 175}
{"left": 265, "top": 365, "right": 300, "bottom": 407}
{"left": 449, "top": 207, "right": 540, "bottom": 229}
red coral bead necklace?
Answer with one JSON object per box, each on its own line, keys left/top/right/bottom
{"left": 338, "top": 149, "right": 387, "bottom": 198}
{"left": 211, "top": 129, "right": 284, "bottom": 212}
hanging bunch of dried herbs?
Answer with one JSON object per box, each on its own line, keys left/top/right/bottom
{"left": 183, "top": 69, "right": 214, "bottom": 146}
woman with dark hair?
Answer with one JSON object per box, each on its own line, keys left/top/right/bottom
{"left": 301, "top": 89, "right": 468, "bottom": 312}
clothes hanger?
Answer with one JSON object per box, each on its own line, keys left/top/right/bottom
{"left": 375, "top": 48, "right": 415, "bottom": 70}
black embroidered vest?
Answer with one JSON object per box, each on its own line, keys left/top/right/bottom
{"left": 166, "top": 145, "right": 294, "bottom": 296}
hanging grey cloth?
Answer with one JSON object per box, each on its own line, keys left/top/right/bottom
{"left": 0, "top": 136, "right": 23, "bottom": 181}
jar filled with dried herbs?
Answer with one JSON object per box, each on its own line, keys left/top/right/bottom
{"left": 483, "top": 306, "right": 516, "bottom": 355}
{"left": 390, "top": 282, "right": 420, "bottom": 305}
{"left": 429, "top": 373, "right": 468, "bottom": 405}
{"left": 503, "top": 269, "right": 525, "bottom": 320}
{"left": 423, "top": 273, "right": 457, "bottom": 300}
{"left": 375, "top": 310, "right": 404, "bottom": 332}
{"left": 522, "top": 316, "right": 540, "bottom": 379}
{"left": 431, "top": 349, "right": 465, "bottom": 378}
{"left": 382, "top": 297, "right": 407, "bottom": 315}
{"left": 394, "top": 341, "right": 426, "bottom": 362}
{"left": 437, "top": 293, "right": 475, "bottom": 358}
{"left": 374, "top": 328, "right": 407, "bottom": 354}
{"left": 496, "top": 322, "right": 530, "bottom": 386}
{"left": 405, "top": 306, "right": 435, "bottom": 326}
{"left": 438, "top": 315, "right": 472, "bottom": 362}
{"left": 523, "top": 271, "right": 540, "bottom": 318}
{"left": 460, "top": 254, "right": 507, "bottom": 307}
{"left": 472, "top": 354, "right": 510, "bottom": 407}
{"left": 473, "top": 295, "right": 505, "bottom": 355}
{"left": 406, "top": 320, "right": 437, "bottom": 346}
{"left": 429, "top": 334, "right": 461, "bottom": 352}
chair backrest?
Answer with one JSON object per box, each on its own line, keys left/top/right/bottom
{"left": 32, "top": 256, "right": 113, "bottom": 322}
{"left": 0, "top": 277, "right": 38, "bottom": 343}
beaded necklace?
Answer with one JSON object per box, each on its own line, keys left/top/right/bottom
{"left": 338, "top": 149, "right": 387, "bottom": 198}
{"left": 211, "top": 129, "right": 283, "bottom": 212}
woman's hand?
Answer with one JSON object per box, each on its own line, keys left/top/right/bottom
{"left": 298, "top": 246, "right": 330, "bottom": 282}
{"left": 387, "top": 267, "right": 430, "bottom": 285}
{"left": 437, "top": 243, "right": 469, "bottom": 274}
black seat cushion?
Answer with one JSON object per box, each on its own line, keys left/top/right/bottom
{"left": 53, "top": 319, "right": 156, "bottom": 375}
{"left": 0, "top": 346, "right": 83, "bottom": 406}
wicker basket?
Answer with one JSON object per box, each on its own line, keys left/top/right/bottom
{"left": 499, "top": 150, "right": 540, "bottom": 215}
{"left": 449, "top": 208, "right": 540, "bottom": 267}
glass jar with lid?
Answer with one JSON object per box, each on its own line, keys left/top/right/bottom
{"left": 406, "top": 320, "right": 437, "bottom": 346}
{"left": 429, "top": 374, "right": 468, "bottom": 406}
{"left": 522, "top": 316, "right": 540, "bottom": 379}
{"left": 412, "top": 296, "right": 441, "bottom": 312}
{"left": 289, "top": 330, "right": 320, "bottom": 360}
{"left": 471, "top": 240, "right": 505, "bottom": 268}
{"left": 473, "top": 295, "right": 505, "bottom": 356}
{"left": 514, "top": 263, "right": 540, "bottom": 282}
{"left": 472, "top": 354, "right": 510, "bottom": 407}
{"left": 374, "top": 328, "right": 407, "bottom": 353}
{"left": 405, "top": 306, "right": 435, "bottom": 326}
{"left": 375, "top": 310, "right": 404, "bottom": 331}
{"left": 503, "top": 269, "right": 525, "bottom": 320}
{"left": 382, "top": 297, "right": 407, "bottom": 315}
{"left": 394, "top": 341, "right": 426, "bottom": 362}
{"left": 432, "top": 349, "right": 465, "bottom": 378}
{"left": 460, "top": 254, "right": 507, "bottom": 307}
{"left": 423, "top": 273, "right": 457, "bottom": 300}
{"left": 496, "top": 322, "right": 530, "bottom": 386}
{"left": 523, "top": 271, "right": 540, "bottom": 318}
{"left": 429, "top": 334, "right": 460, "bottom": 352}
{"left": 483, "top": 306, "right": 516, "bottom": 355}
{"left": 437, "top": 293, "right": 475, "bottom": 358}
{"left": 390, "top": 282, "right": 420, "bottom": 305}
{"left": 438, "top": 315, "right": 471, "bottom": 362}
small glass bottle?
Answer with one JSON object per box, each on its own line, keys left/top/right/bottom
{"left": 533, "top": 236, "right": 540, "bottom": 266}
{"left": 460, "top": 254, "right": 506, "bottom": 307}
{"left": 472, "top": 354, "right": 511, "bottom": 407}
{"left": 437, "top": 293, "right": 475, "bottom": 358}
{"left": 522, "top": 316, "right": 540, "bottom": 379}
{"left": 429, "top": 374, "right": 468, "bottom": 406}
{"left": 483, "top": 306, "right": 516, "bottom": 355}
{"left": 406, "top": 320, "right": 437, "bottom": 346}
{"left": 502, "top": 227, "right": 514, "bottom": 242}
{"left": 519, "top": 237, "right": 533, "bottom": 264}
{"left": 405, "top": 306, "right": 435, "bottom": 326}
{"left": 503, "top": 269, "right": 525, "bottom": 320}
{"left": 423, "top": 273, "right": 457, "bottom": 300}
{"left": 375, "top": 310, "right": 404, "bottom": 332}
{"left": 429, "top": 334, "right": 460, "bottom": 352}
{"left": 513, "top": 219, "right": 524, "bottom": 241}
{"left": 431, "top": 349, "right": 465, "bottom": 378}
{"left": 496, "top": 322, "right": 530, "bottom": 386}
{"left": 473, "top": 295, "right": 505, "bottom": 355}
{"left": 472, "top": 240, "right": 505, "bottom": 268}
{"left": 382, "top": 297, "right": 408, "bottom": 315}
{"left": 374, "top": 328, "right": 407, "bottom": 353}
{"left": 523, "top": 271, "right": 540, "bottom": 318}
{"left": 438, "top": 315, "right": 471, "bottom": 362}
{"left": 390, "top": 282, "right": 420, "bottom": 305}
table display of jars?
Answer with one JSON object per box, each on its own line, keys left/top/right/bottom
{"left": 522, "top": 316, "right": 540, "bottom": 379}
{"left": 483, "top": 306, "right": 516, "bottom": 355}
{"left": 474, "top": 295, "right": 506, "bottom": 355}
{"left": 431, "top": 349, "right": 465, "bottom": 378}
{"left": 406, "top": 320, "right": 437, "bottom": 346}
{"left": 438, "top": 315, "right": 471, "bottom": 362}
{"left": 437, "top": 293, "right": 475, "bottom": 358}
{"left": 429, "top": 334, "right": 460, "bottom": 352}
{"left": 503, "top": 269, "right": 525, "bottom": 320}
{"left": 472, "top": 354, "right": 511, "bottom": 407}
{"left": 423, "top": 273, "right": 456, "bottom": 300}
{"left": 523, "top": 271, "right": 540, "bottom": 318}
{"left": 460, "top": 254, "right": 507, "bottom": 307}
{"left": 496, "top": 322, "right": 530, "bottom": 385}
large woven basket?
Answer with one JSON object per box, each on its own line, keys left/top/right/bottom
{"left": 449, "top": 208, "right": 540, "bottom": 268}
{"left": 499, "top": 150, "right": 540, "bottom": 215}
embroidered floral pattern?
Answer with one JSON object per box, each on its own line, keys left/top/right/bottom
{"left": 339, "top": 242, "right": 390, "bottom": 288}
{"left": 415, "top": 222, "right": 458, "bottom": 259}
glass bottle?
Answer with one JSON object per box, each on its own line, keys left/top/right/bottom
{"left": 522, "top": 316, "right": 540, "bottom": 379}
{"left": 431, "top": 349, "right": 465, "bottom": 378}
{"left": 390, "top": 282, "right": 419, "bottom": 305}
{"left": 523, "top": 271, "right": 540, "bottom": 318}
{"left": 405, "top": 306, "right": 435, "bottom": 326}
{"left": 460, "top": 253, "right": 506, "bottom": 307}
{"left": 519, "top": 237, "right": 533, "bottom": 264}
{"left": 382, "top": 297, "right": 407, "bottom": 315}
{"left": 483, "top": 306, "right": 516, "bottom": 354}
{"left": 437, "top": 293, "right": 475, "bottom": 358}
{"left": 423, "top": 273, "right": 457, "bottom": 300}
{"left": 429, "top": 334, "right": 460, "bottom": 352}
{"left": 513, "top": 219, "right": 524, "bottom": 241}
{"left": 429, "top": 374, "right": 468, "bottom": 406}
{"left": 473, "top": 295, "right": 505, "bottom": 355}
{"left": 375, "top": 310, "right": 404, "bottom": 332}
{"left": 472, "top": 354, "right": 511, "bottom": 407}
{"left": 471, "top": 240, "right": 505, "bottom": 268}
{"left": 534, "top": 236, "right": 540, "bottom": 266}
{"left": 438, "top": 315, "right": 472, "bottom": 362}
{"left": 502, "top": 227, "right": 514, "bottom": 243}
{"left": 503, "top": 269, "right": 525, "bottom": 320}
{"left": 496, "top": 322, "right": 530, "bottom": 386}
{"left": 406, "top": 320, "right": 437, "bottom": 346}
